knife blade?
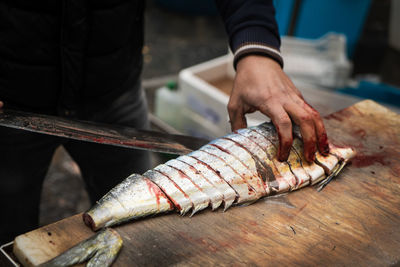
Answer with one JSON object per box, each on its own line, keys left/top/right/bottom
{"left": 0, "top": 109, "right": 210, "bottom": 155}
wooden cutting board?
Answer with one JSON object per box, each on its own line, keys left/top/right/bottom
{"left": 12, "top": 100, "right": 400, "bottom": 266}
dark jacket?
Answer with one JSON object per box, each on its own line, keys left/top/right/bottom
{"left": 0, "top": 0, "right": 280, "bottom": 116}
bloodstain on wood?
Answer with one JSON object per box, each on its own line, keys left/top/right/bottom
{"left": 351, "top": 152, "right": 388, "bottom": 168}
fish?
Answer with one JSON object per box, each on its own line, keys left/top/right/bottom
{"left": 39, "top": 228, "right": 122, "bottom": 267}
{"left": 83, "top": 122, "right": 356, "bottom": 231}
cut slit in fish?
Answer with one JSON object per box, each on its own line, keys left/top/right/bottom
{"left": 144, "top": 170, "right": 193, "bottom": 216}
{"left": 154, "top": 164, "right": 210, "bottom": 216}
{"left": 177, "top": 155, "right": 237, "bottom": 211}
{"left": 206, "top": 139, "right": 267, "bottom": 197}
{"left": 166, "top": 159, "right": 224, "bottom": 211}
{"left": 190, "top": 150, "right": 259, "bottom": 204}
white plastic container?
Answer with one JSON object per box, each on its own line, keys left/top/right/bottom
{"left": 154, "top": 81, "right": 184, "bottom": 131}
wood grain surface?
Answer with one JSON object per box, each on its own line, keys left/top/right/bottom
{"left": 13, "top": 100, "right": 400, "bottom": 266}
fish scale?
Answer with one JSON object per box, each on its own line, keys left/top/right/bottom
{"left": 154, "top": 163, "right": 210, "bottom": 215}
{"left": 83, "top": 174, "right": 173, "bottom": 230}
{"left": 189, "top": 150, "right": 259, "bottom": 204}
{"left": 177, "top": 155, "right": 237, "bottom": 210}
{"left": 166, "top": 159, "right": 224, "bottom": 211}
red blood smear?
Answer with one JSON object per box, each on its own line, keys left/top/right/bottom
{"left": 351, "top": 153, "right": 388, "bottom": 168}
{"left": 318, "top": 132, "right": 330, "bottom": 156}
{"left": 275, "top": 124, "right": 292, "bottom": 162}
{"left": 145, "top": 179, "right": 173, "bottom": 210}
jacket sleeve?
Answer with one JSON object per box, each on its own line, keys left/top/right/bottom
{"left": 215, "top": 0, "right": 283, "bottom": 69}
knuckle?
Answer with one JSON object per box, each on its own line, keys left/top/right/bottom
{"left": 227, "top": 102, "right": 236, "bottom": 113}
{"left": 277, "top": 116, "right": 291, "bottom": 128}
{"left": 299, "top": 113, "right": 313, "bottom": 123}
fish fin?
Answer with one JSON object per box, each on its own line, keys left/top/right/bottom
{"left": 40, "top": 228, "right": 122, "bottom": 267}
{"left": 310, "top": 174, "right": 327, "bottom": 185}
{"left": 211, "top": 200, "right": 223, "bottom": 211}
{"left": 190, "top": 203, "right": 209, "bottom": 217}
{"left": 317, "top": 160, "right": 347, "bottom": 191}
{"left": 179, "top": 206, "right": 192, "bottom": 216}
{"left": 86, "top": 248, "right": 117, "bottom": 267}
{"left": 223, "top": 198, "right": 235, "bottom": 212}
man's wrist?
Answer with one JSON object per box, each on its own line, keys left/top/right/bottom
{"left": 236, "top": 54, "right": 282, "bottom": 73}
{"left": 233, "top": 43, "right": 283, "bottom": 69}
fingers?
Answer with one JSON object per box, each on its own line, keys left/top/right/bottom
{"left": 285, "top": 103, "right": 317, "bottom": 162}
{"left": 228, "top": 101, "right": 247, "bottom": 131}
{"left": 259, "top": 102, "right": 293, "bottom": 161}
{"left": 304, "top": 103, "right": 329, "bottom": 155}
{"left": 0, "top": 101, "right": 3, "bottom": 109}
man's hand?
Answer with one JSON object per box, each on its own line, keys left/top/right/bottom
{"left": 0, "top": 101, "right": 3, "bottom": 109}
{"left": 228, "top": 55, "right": 329, "bottom": 162}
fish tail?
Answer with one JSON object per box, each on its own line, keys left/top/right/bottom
{"left": 40, "top": 228, "right": 122, "bottom": 267}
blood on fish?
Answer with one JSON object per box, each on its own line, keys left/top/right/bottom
{"left": 318, "top": 132, "right": 330, "bottom": 155}
{"left": 145, "top": 179, "right": 173, "bottom": 210}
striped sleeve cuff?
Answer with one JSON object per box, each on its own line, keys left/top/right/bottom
{"left": 233, "top": 43, "right": 284, "bottom": 69}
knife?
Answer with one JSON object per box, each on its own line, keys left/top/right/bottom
{"left": 0, "top": 109, "right": 210, "bottom": 155}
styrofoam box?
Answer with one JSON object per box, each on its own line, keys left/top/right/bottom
{"left": 179, "top": 54, "right": 267, "bottom": 135}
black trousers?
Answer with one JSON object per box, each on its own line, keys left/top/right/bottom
{"left": 0, "top": 86, "right": 151, "bottom": 244}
